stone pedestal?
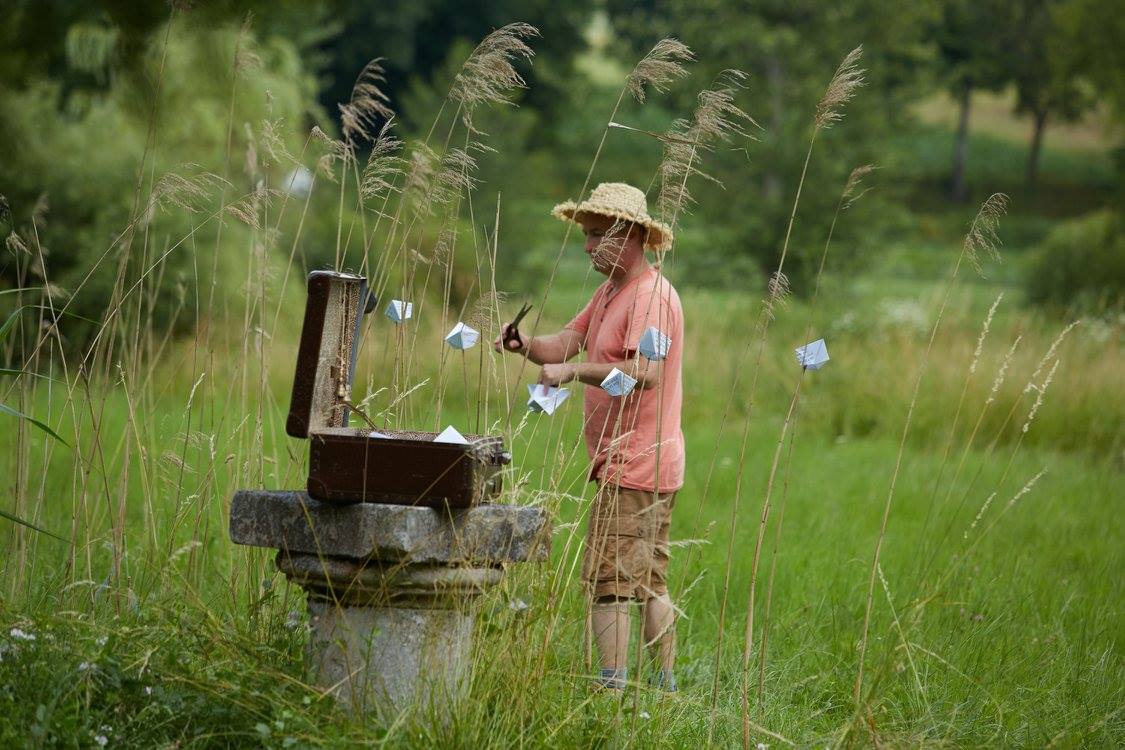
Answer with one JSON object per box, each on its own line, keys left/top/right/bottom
{"left": 229, "top": 491, "right": 549, "bottom": 720}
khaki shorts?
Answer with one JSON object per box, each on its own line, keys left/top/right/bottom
{"left": 582, "top": 483, "right": 677, "bottom": 601}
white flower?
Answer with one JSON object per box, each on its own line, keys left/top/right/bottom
{"left": 639, "top": 711, "right": 651, "bottom": 720}
{"left": 94, "top": 735, "right": 108, "bottom": 747}
{"left": 78, "top": 661, "right": 94, "bottom": 672}
{"left": 9, "top": 628, "right": 35, "bottom": 641}
{"left": 96, "top": 636, "right": 108, "bottom": 647}
{"left": 143, "top": 686, "right": 153, "bottom": 696}
{"left": 756, "top": 744, "right": 769, "bottom": 750}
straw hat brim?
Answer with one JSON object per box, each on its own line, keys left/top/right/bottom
{"left": 552, "top": 200, "right": 673, "bottom": 252}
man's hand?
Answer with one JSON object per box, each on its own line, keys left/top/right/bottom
{"left": 493, "top": 321, "right": 527, "bottom": 354}
{"left": 538, "top": 363, "right": 577, "bottom": 387}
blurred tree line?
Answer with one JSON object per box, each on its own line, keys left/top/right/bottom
{"left": 1, "top": 0, "right": 1121, "bottom": 354}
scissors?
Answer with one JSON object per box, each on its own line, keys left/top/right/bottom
{"left": 503, "top": 301, "right": 534, "bottom": 350}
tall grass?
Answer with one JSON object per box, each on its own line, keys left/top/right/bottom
{"left": 1, "top": 16, "right": 1122, "bottom": 750}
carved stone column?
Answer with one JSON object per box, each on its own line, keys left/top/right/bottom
{"left": 229, "top": 491, "right": 549, "bottom": 721}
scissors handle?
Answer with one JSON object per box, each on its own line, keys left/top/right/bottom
{"left": 503, "top": 322, "right": 524, "bottom": 350}
{"left": 504, "top": 303, "right": 532, "bottom": 350}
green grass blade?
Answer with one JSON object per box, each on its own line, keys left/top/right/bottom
{"left": 0, "top": 507, "right": 68, "bottom": 543}
{"left": 0, "top": 368, "right": 62, "bottom": 383}
{"left": 0, "top": 305, "right": 30, "bottom": 341}
{"left": 0, "top": 403, "right": 70, "bottom": 446}
{"left": 0, "top": 287, "right": 42, "bottom": 297}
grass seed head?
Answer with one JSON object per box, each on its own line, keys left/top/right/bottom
{"left": 816, "top": 46, "right": 865, "bottom": 130}
{"left": 843, "top": 164, "right": 876, "bottom": 208}
{"left": 360, "top": 119, "right": 404, "bottom": 204}
{"left": 339, "top": 58, "right": 394, "bottom": 145}
{"left": 451, "top": 23, "right": 539, "bottom": 118}
{"left": 963, "top": 193, "right": 1009, "bottom": 275}
{"left": 627, "top": 38, "right": 694, "bottom": 103}
{"left": 657, "top": 70, "right": 753, "bottom": 221}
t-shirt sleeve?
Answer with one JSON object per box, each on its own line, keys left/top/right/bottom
{"left": 623, "top": 283, "right": 679, "bottom": 355}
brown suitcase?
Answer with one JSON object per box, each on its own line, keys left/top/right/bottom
{"left": 286, "top": 271, "right": 509, "bottom": 508}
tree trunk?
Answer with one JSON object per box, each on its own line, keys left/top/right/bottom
{"left": 950, "top": 81, "right": 972, "bottom": 203}
{"left": 1028, "top": 108, "right": 1048, "bottom": 188}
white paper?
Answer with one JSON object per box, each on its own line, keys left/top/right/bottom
{"left": 600, "top": 367, "right": 638, "bottom": 397}
{"left": 795, "top": 338, "right": 830, "bottom": 370}
{"left": 433, "top": 425, "right": 469, "bottom": 444}
{"left": 384, "top": 299, "right": 413, "bottom": 323}
{"left": 526, "top": 384, "right": 571, "bottom": 415}
{"left": 445, "top": 321, "right": 480, "bottom": 350}
{"left": 638, "top": 326, "right": 671, "bottom": 361}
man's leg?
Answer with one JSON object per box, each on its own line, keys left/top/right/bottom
{"left": 592, "top": 596, "right": 631, "bottom": 689}
{"left": 643, "top": 593, "right": 676, "bottom": 671}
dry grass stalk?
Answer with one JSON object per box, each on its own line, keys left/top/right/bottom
{"left": 842, "top": 164, "right": 875, "bottom": 208}
{"left": 751, "top": 164, "right": 877, "bottom": 712}
{"left": 714, "top": 55, "right": 864, "bottom": 747}
{"left": 1024, "top": 322, "right": 1078, "bottom": 392}
{"left": 712, "top": 55, "right": 866, "bottom": 748}
{"left": 339, "top": 58, "right": 394, "bottom": 145}
{"left": 971, "top": 293, "right": 1004, "bottom": 374}
{"left": 451, "top": 23, "right": 539, "bottom": 118}
{"left": 657, "top": 69, "right": 754, "bottom": 221}
{"left": 1022, "top": 358, "right": 1060, "bottom": 432}
{"left": 985, "top": 335, "right": 1022, "bottom": 405}
{"left": 963, "top": 192, "right": 1009, "bottom": 274}
{"left": 150, "top": 167, "right": 228, "bottom": 216}
{"left": 233, "top": 15, "right": 261, "bottom": 75}
{"left": 626, "top": 38, "right": 694, "bottom": 102}
{"left": 853, "top": 193, "right": 1008, "bottom": 716}
{"left": 359, "top": 119, "right": 404, "bottom": 204}
{"left": 815, "top": 46, "right": 865, "bottom": 130}
{"left": 258, "top": 119, "right": 296, "bottom": 168}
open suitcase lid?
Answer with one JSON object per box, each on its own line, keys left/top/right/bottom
{"left": 286, "top": 270, "right": 374, "bottom": 439}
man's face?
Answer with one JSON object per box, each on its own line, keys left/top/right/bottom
{"left": 580, "top": 214, "right": 641, "bottom": 276}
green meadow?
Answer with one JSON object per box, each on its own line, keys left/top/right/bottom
{"left": 2, "top": 11, "right": 1122, "bottom": 750}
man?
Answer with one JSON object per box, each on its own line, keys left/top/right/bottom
{"left": 494, "top": 182, "right": 685, "bottom": 692}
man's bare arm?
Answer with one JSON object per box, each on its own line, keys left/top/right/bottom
{"left": 539, "top": 356, "right": 665, "bottom": 390}
{"left": 493, "top": 326, "right": 584, "bottom": 365}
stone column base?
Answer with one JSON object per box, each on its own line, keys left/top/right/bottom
{"left": 277, "top": 551, "right": 503, "bottom": 719}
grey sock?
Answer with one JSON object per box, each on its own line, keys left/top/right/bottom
{"left": 597, "top": 667, "right": 627, "bottom": 690}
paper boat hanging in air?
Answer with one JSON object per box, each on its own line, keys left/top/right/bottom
{"left": 638, "top": 326, "right": 671, "bottom": 361}
{"left": 527, "top": 384, "right": 570, "bottom": 415}
{"left": 384, "top": 299, "right": 413, "bottom": 323}
{"left": 600, "top": 367, "right": 638, "bottom": 397}
{"left": 444, "top": 321, "right": 480, "bottom": 350}
{"left": 795, "top": 338, "right": 830, "bottom": 370}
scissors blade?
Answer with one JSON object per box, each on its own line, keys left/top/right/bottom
{"left": 511, "top": 302, "right": 533, "bottom": 328}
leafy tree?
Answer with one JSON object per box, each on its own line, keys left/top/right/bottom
{"left": 605, "top": 0, "right": 935, "bottom": 291}
{"left": 1006, "top": 0, "right": 1095, "bottom": 187}
{"left": 931, "top": 0, "right": 1011, "bottom": 202}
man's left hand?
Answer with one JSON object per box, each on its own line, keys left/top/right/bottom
{"left": 538, "top": 363, "right": 577, "bottom": 387}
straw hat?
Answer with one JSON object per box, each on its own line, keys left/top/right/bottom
{"left": 552, "top": 182, "right": 673, "bottom": 252}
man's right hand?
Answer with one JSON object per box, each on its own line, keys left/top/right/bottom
{"left": 493, "top": 322, "right": 527, "bottom": 354}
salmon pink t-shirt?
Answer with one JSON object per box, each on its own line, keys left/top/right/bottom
{"left": 566, "top": 265, "right": 685, "bottom": 493}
